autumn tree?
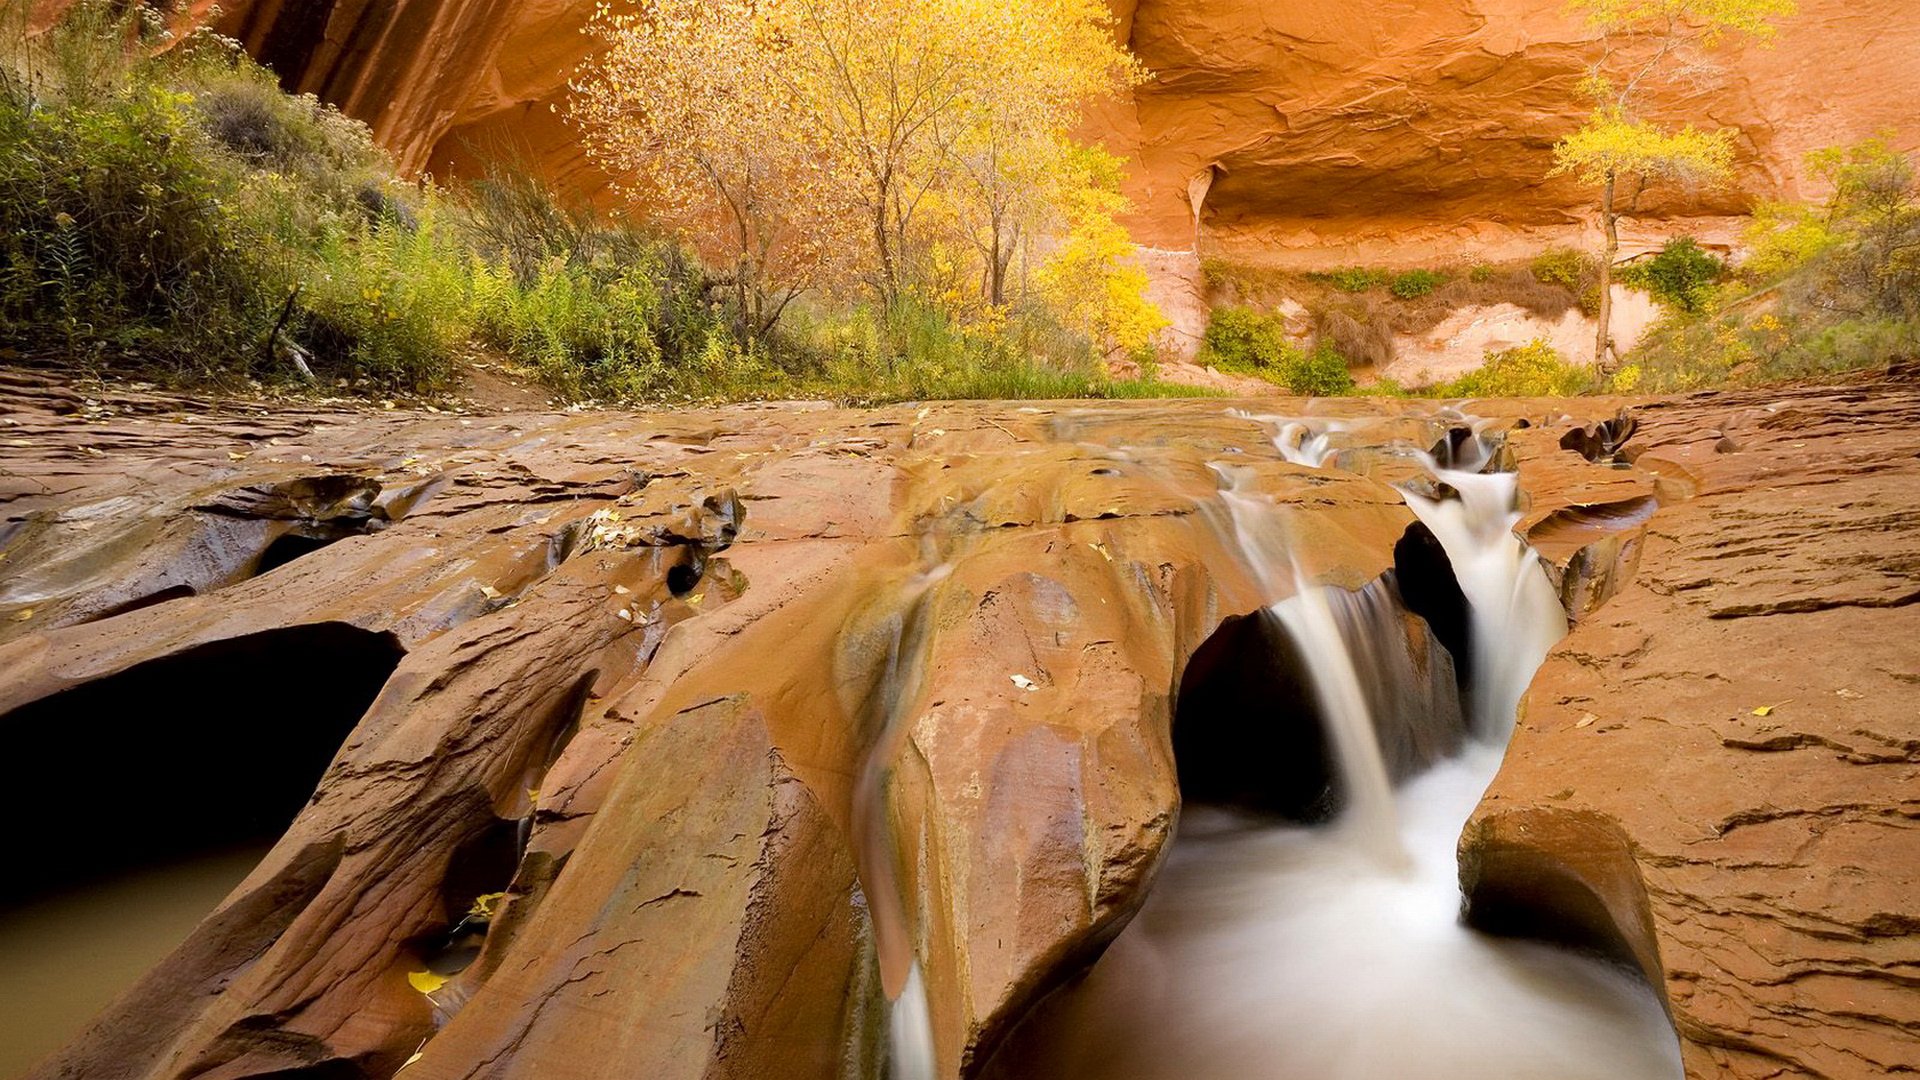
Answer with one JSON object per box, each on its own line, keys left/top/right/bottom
{"left": 1553, "top": 0, "right": 1796, "bottom": 369}
{"left": 572, "top": 0, "right": 1148, "bottom": 339}
{"left": 1032, "top": 144, "right": 1167, "bottom": 356}
{"left": 571, "top": 0, "right": 840, "bottom": 338}
{"left": 757, "top": 0, "right": 1142, "bottom": 305}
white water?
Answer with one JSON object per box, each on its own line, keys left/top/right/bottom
{"left": 1014, "top": 744, "right": 1681, "bottom": 1080}
{"left": 889, "top": 962, "right": 936, "bottom": 1080}
{"left": 1004, "top": 430, "right": 1679, "bottom": 1080}
{"left": 1275, "top": 421, "right": 1342, "bottom": 468}
{"left": 1268, "top": 585, "right": 1404, "bottom": 867}
{"left": 1403, "top": 452, "right": 1569, "bottom": 738}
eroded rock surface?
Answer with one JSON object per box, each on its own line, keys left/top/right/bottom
{"left": 3, "top": 367, "right": 1916, "bottom": 1078}
{"left": 1468, "top": 373, "right": 1920, "bottom": 1078}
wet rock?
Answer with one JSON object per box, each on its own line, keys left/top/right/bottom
{"left": 2, "top": 374, "right": 1912, "bottom": 1080}
{"left": 1559, "top": 409, "right": 1639, "bottom": 463}
{"left": 1466, "top": 378, "right": 1920, "bottom": 1078}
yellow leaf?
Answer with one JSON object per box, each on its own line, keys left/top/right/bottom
{"left": 480, "top": 585, "right": 503, "bottom": 600}
{"left": 227, "top": 451, "right": 249, "bottom": 461}
{"left": 399, "top": 1051, "right": 425, "bottom": 1070}
{"left": 467, "top": 892, "right": 507, "bottom": 920}
{"left": 407, "top": 970, "right": 448, "bottom": 995}
{"left": 1751, "top": 704, "right": 1776, "bottom": 717}
{"left": 12, "top": 608, "right": 33, "bottom": 621}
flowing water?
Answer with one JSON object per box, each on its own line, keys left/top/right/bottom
{"left": 0, "top": 846, "right": 268, "bottom": 1076}
{"left": 1402, "top": 451, "right": 1569, "bottom": 738}
{"left": 994, "top": 429, "right": 1680, "bottom": 1080}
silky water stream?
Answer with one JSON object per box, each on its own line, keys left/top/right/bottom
{"left": 984, "top": 425, "right": 1681, "bottom": 1080}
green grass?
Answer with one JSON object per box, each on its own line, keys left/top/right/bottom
{"left": 0, "top": 0, "right": 1191, "bottom": 406}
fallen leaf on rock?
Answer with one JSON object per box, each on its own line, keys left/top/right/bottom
{"left": 1751, "top": 703, "right": 1787, "bottom": 717}
{"left": 1576, "top": 712, "right": 1598, "bottom": 728}
{"left": 479, "top": 585, "right": 503, "bottom": 600}
{"left": 1011, "top": 674, "right": 1037, "bottom": 691}
{"left": 226, "top": 451, "right": 249, "bottom": 461}
{"left": 613, "top": 585, "right": 631, "bottom": 595}
{"left": 407, "top": 970, "right": 448, "bottom": 995}
{"left": 11, "top": 608, "right": 33, "bottom": 621}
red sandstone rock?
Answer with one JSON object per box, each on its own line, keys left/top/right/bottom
{"left": 4, "top": 369, "right": 1916, "bottom": 1078}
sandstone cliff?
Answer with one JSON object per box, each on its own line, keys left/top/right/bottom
{"left": 211, "top": 0, "right": 1919, "bottom": 264}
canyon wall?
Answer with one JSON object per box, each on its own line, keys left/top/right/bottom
{"left": 211, "top": 0, "right": 1920, "bottom": 265}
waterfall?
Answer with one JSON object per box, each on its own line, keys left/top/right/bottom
{"left": 1275, "top": 421, "right": 1340, "bottom": 468}
{"left": 1268, "top": 583, "right": 1405, "bottom": 867}
{"left": 889, "top": 962, "right": 936, "bottom": 1080}
{"left": 1402, "top": 440, "right": 1569, "bottom": 737}
{"left": 990, "top": 429, "right": 1678, "bottom": 1080}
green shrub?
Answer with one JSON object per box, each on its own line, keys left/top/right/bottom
{"left": 1618, "top": 237, "right": 1724, "bottom": 312}
{"left": 1308, "top": 267, "right": 1389, "bottom": 293}
{"left": 1530, "top": 247, "right": 1590, "bottom": 290}
{"left": 1529, "top": 247, "right": 1604, "bottom": 314}
{"left": 1440, "top": 340, "right": 1592, "bottom": 397}
{"left": 1198, "top": 307, "right": 1355, "bottom": 394}
{"left": 1389, "top": 269, "right": 1446, "bottom": 299}
{"left": 1199, "top": 306, "right": 1288, "bottom": 373}
{"left": 1279, "top": 342, "right": 1356, "bottom": 396}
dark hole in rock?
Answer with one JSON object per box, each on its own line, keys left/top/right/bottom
{"left": 1460, "top": 816, "right": 1662, "bottom": 987}
{"left": 1090, "top": 467, "right": 1120, "bottom": 477}
{"left": 89, "top": 583, "right": 198, "bottom": 622}
{"left": 666, "top": 559, "right": 703, "bottom": 597}
{"left": 413, "top": 817, "right": 527, "bottom": 982}
{"left": 1172, "top": 612, "right": 1335, "bottom": 821}
{"left": 3, "top": 622, "right": 404, "bottom": 906}
{"left": 253, "top": 529, "right": 340, "bottom": 577}
{"left": 1392, "top": 520, "right": 1473, "bottom": 692}
{"left": 1559, "top": 410, "right": 1639, "bottom": 463}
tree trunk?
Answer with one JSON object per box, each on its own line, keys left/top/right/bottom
{"left": 1594, "top": 171, "right": 1619, "bottom": 373}
{"left": 871, "top": 181, "right": 897, "bottom": 307}
{"left": 987, "top": 230, "right": 1006, "bottom": 308}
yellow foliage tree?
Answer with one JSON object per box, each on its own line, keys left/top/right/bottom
{"left": 571, "top": 0, "right": 843, "bottom": 338}
{"left": 1034, "top": 145, "right": 1167, "bottom": 357}
{"left": 572, "top": 0, "right": 1152, "bottom": 348}
{"left": 1553, "top": 0, "right": 1795, "bottom": 368}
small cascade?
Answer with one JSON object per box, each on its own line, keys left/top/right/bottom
{"left": 1403, "top": 435, "right": 1568, "bottom": 737}
{"left": 850, "top": 553, "right": 949, "bottom": 1080}
{"left": 1227, "top": 411, "right": 1346, "bottom": 468}
{"left": 888, "top": 962, "right": 937, "bottom": 1080}
{"left": 1268, "top": 582, "right": 1404, "bottom": 866}
{"left": 1275, "top": 421, "right": 1341, "bottom": 467}
{"left": 986, "top": 424, "right": 1678, "bottom": 1080}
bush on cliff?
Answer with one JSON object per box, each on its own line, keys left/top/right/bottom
{"left": 1617, "top": 236, "right": 1724, "bottom": 312}
{"left": 1200, "top": 307, "right": 1356, "bottom": 395}
{"left": 1439, "top": 340, "right": 1594, "bottom": 398}
{"left": 1623, "top": 137, "right": 1920, "bottom": 391}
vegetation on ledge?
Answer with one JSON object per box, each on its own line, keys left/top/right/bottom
{"left": 0, "top": 0, "right": 1193, "bottom": 405}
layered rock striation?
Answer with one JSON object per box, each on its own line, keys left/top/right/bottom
{"left": 2, "top": 365, "right": 1916, "bottom": 1077}
{"left": 204, "top": 0, "right": 1920, "bottom": 263}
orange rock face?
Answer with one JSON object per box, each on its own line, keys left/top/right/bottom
{"left": 212, "top": 0, "right": 1919, "bottom": 264}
